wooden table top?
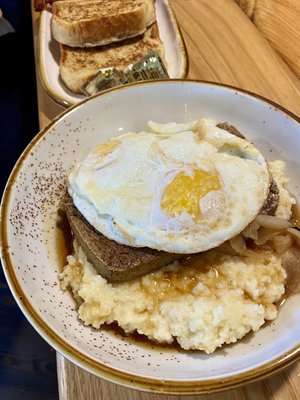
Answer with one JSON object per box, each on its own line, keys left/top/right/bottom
{"left": 31, "top": 0, "right": 300, "bottom": 399}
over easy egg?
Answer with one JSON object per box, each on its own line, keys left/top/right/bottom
{"left": 68, "top": 119, "right": 270, "bottom": 253}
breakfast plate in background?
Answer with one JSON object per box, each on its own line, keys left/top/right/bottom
{"left": 1, "top": 80, "right": 300, "bottom": 394}
{"left": 38, "top": 0, "right": 188, "bottom": 108}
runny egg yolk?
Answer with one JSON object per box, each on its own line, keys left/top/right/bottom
{"left": 161, "top": 168, "right": 222, "bottom": 219}
{"left": 92, "top": 140, "right": 120, "bottom": 156}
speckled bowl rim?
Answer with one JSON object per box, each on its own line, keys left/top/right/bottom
{"left": 1, "top": 80, "right": 300, "bottom": 395}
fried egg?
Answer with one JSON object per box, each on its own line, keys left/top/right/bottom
{"left": 68, "top": 119, "right": 270, "bottom": 253}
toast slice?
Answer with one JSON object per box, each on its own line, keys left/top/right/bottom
{"left": 64, "top": 194, "right": 184, "bottom": 282}
{"left": 52, "top": 0, "right": 156, "bottom": 47}
{"left": 60, "top": 23, "right": 165, "bottom": 93}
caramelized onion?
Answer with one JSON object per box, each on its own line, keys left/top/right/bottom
{"left": 272, "top": 234, "right": 293, "bottom": 254}
{"left": 229, "top": 234, "right": 247, "bottom": 255}
{"left": 242, "top": 220, "right": 260, "bottom": 240}
{"left": 282, "top": 246, "right": 300, "bottom": 270}
{"left": 287, "top": 228, "right": 300, "bottom": 247}
{"left": 219, "top": 217, "right": 299, "bottom": 256}
{"left": 216, "top": 241, "right": 238, "bottom": 255}
{"left": 281, "top": 246, "right": 300, "bottom": 296}
{"left": 254, "top": 227, "right": 277, "bottom": 245}
{"left": 255, "top": 214, "right": 292, "bottom": 230}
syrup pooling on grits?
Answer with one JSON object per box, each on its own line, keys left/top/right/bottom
{"left": 60, "top": 240, "right": 286, "bottom": 353}
{"left": 139, "top": 254, "right": 220, "bottom": 304}
{"left": 68, "top": 119, "right": 270, "bottom": 253}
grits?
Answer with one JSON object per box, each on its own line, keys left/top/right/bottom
{"left": 60, "top": 242, "right": 285, "bottom": 353}
{"left": 59, "top": 161, "right": 293, "bottom": 353}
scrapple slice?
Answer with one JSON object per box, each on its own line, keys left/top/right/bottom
{"left": 63, "top": 194, "right": 185, "bottom": 282}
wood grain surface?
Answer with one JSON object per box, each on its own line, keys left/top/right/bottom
{"left": 31, "top": 0, "right": 300, "bottom": 399}
{"left": 235, "top": 0, "right": 300, "bottom": 77}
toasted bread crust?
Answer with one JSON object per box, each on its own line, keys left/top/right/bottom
{"left": 60, "top": 23, "right": 164, "bottom": 93}
{"left": 64, "top": 194, "right": 184, "bottom": 281}
{"left": 52, "top": 0, "right": 156, "bottom": 47}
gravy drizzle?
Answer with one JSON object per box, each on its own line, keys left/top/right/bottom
{"left": 55, "top": 202, "right": 300, "bottom": 350}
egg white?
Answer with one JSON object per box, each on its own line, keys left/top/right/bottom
{"left": 68, "top": 119, "right": 270, "bottom": 253}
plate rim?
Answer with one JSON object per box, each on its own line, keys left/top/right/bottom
{"left": 37, "top": 0, "right": 189, "bottom": 108}
{"left": 1, "top": 79, "right": 300, "bottom": 395}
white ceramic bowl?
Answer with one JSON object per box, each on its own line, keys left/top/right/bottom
{"left": 1, "top": 80, "right": 300, "bottom": 395}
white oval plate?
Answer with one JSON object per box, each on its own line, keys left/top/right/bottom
{"left": 1, "top": 80, "right": 300, "bottom": 395}
{"left": 38, "top": 0, "right": 188, "bottom": 108}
